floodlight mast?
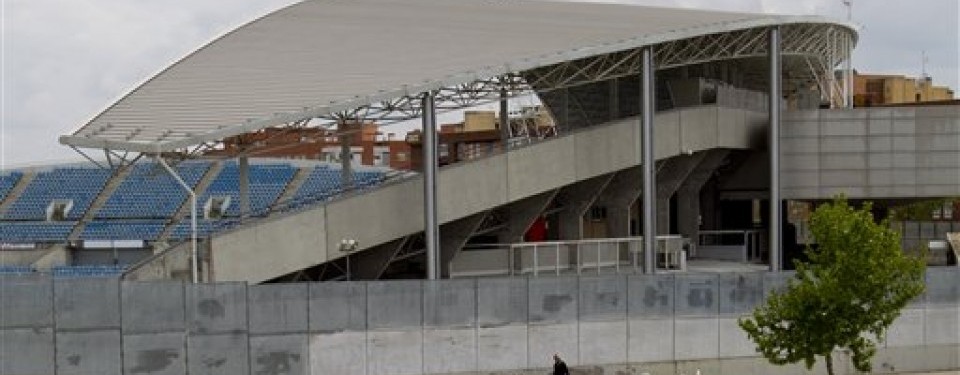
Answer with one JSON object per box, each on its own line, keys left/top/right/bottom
{"left": 157, "top": 156, "right": 199, "bottom": 283}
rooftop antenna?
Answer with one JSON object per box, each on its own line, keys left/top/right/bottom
{"left": 842, "top": 0, "right": 852, "bottom": 21}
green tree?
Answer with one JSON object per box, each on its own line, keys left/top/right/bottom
{"left": 739, "top": 198, "right": 925, "bottom": 375}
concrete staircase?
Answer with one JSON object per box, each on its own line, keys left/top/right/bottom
{"left": 157, "top": 161, "right": 224, "bottom": 240}
{"left": 69, "top": 165, "right": 135, "bottom": 240}
{"left": 0, "top": 170, "right": 37, "bottom": 216}
{"left": 272, "top": 166, "right": 312, "bottom": 209}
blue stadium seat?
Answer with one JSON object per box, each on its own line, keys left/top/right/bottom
{"left": 52, "top": 264, "right": 127, "bottom": 278}
{"left": 96, "top": 161, "right": 210, "bottom": 219}
{"left": 0, "top": 172, "right": 23, "bottom": 202}
{"left": 3, "top": 167, "right": 112, "bottom": 220}
{"left": 0, "top": 222, "right": 77, "bottom": 243}
{"left": 80, "top": 220, "right": 167, "bottom": 241}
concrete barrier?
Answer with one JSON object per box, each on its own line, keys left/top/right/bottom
{"left": 0, "top": 268, "right": 958, "bottom": 375}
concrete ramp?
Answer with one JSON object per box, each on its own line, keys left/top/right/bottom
{"left": 207, "top": 105, "right": 768, "bottom": 283}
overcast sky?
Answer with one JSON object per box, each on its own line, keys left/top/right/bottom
{"left": 2, "top": 0, "right": 958, "bottom": 168}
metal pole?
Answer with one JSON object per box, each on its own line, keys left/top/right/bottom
{"left": 769, "top": 26, "right": 783, "bottom": 272}
{"left": 641, "top": 46, "right": 657, "bottom": 274}
{"left": 238, "top": 156, "right": 250, "bottom": 218}
{"left": 339, "top": 121, "right": 354, "bottom": 190}
{"left": 845, "top": 33, "right": 854, "bottom": 108}
{"left": 422, "top": 92, "right": 440, "bottom": 280}
{"left": 158, "top": 156, "right": 198, "bottom": 283}
{"left": 499, "top": 86, "right": 511, "bottom": 146}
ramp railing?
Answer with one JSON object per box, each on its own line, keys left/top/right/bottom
{"left": 696, "top": 230, "right": 763, "bottom": 263}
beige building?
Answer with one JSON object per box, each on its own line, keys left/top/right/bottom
{"left": 854, "top": 73, "right": 954, "bottom": 106}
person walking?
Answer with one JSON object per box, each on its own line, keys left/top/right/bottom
{"left": 552, "top": 353, "right": 570, "bottom": 375}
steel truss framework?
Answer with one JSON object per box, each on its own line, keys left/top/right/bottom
{"left": 79, "top": 23, "right": 853, "bottom": 167}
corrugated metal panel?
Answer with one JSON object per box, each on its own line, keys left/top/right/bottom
{"left": 60, "top": 0, "right": 847, "bottom": 152}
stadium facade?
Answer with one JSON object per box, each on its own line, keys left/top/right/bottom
{"left": 2, "top": 1, "right": 960, "bottom": 374}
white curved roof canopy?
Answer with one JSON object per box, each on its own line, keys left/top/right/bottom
{"left": 60, "top": 0, "right": 856, "bottom": 154}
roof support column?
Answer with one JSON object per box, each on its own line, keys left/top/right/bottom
{"left": 339, "top": 121, "right": 354, "bottom": 190}
{"left": 499, "top": 87, "right": 511, "bottom": 146}
{"left": 157, "top": 156, "right": 198, "bottom": 283}
{"left": 769, "top": 26, "right": 783, "bottom": 272}
{"left": 239, "top": 156, "right": 250, "bottom": 219}
{"left": 641, "top": 46, "right": 656, "bottom": 274}
{"left": 422, "top": 92, "right": 440, "bottom": 280}
{"left": 844, "top": 32, "right": 854, "bottom": 108}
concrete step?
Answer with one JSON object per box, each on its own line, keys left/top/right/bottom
{"left": 70, "top": 165, "right": 135, "bottom": 239}
{"left": 272, "top": 166, "right": 312, "bottom": 210}
{"left": 0, "top": 170, "right": 36, "bottom": 217}
{"left": 157, "top": 161, "right": 224, "bottom": 240}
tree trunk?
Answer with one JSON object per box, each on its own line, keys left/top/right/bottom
{"left": 825, "top": 352, "right": 835, "bottom": 375}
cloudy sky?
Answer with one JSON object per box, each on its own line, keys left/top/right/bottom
{"left": 2, "top": 0, "right": 958, "bottom": 168}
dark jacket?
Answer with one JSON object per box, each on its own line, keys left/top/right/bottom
{"left": 553, "top": 359, "right": 570, "bottom": 375}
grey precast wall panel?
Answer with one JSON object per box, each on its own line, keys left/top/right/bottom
{"left": 123, "top": 332, "right": 186, "bottom": 375}
{"left": 367, "top": 280, "right": 423, "bottom": 329}
{"left": 627, "top": 274, "right": 675, "bottom": 317}
{"left": 423, "top": 278, "right": 477, "bottom": 328}
{"left": 187, "top": 282, "right": 248, "bottom": 334}
{"left": 675, "top": 273, "right": 719, "bottom": 316}
{"left": 55, "top": 277, "right": 120, "bottom": 330}
{"left": 903, "top": 221, "right": 920, "bottom": 238}
{"left": 187, "top": 333, "right": 250, "bottom": 375}
{"left": 309, "top": 282, "right": 366, "bottom": 333}
{"left": 56, "top": 330, "right": 122, "bottom": 375}
{"left": 762, "top": 271, "right": 795, "bottom": 301}
{"left": 122, "top": 281, "right": 186, "bottom": 334}
{"left": 0, "top": 276, "right": 52, "bottom": 328}
{"left": 0, "top": 328, "right": 54, "bottom": 375}
{"left": 477, "top": 277, "right": 528, "bottom": 327}
{"left": 924, "top": 268, "right": 960, "bottom": 305}
{"left": 718, "top": 273, "right": 764, "bottom": 315}
{"left": 528, "top": 276, "right": 578, "bottom": 323}
{"left": 248, "top": 283, "right": 308, "bottom": 335}
{"left": 249, "top": 334, "right": 309, "bottom": 375}
{"left": 578, "top": 275, "right": 627, "bottom": 321}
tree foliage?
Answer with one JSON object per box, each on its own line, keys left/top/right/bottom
{"left": 739, "top": 198, "right": 925, "bottom": 375}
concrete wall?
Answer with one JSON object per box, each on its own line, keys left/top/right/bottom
{"left": 782, "top": 105, "right": 960, "bottom": 199}
{"left": 2, "top": 268, "right": 958, "bottom": 375}
{"left": 210, "top": 104, "right": 767, "bottom": 283}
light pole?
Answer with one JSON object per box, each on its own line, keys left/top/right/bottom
{"left": 339, "top": 238, "right": 358, "bottom": 281}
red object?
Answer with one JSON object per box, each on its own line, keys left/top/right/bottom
{"left": 524, "top": 217, "right": 548, "bottom": 242}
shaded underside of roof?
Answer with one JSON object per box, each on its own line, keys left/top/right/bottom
{"left": 60, "top": 0, "right": 856, "bottom": 153}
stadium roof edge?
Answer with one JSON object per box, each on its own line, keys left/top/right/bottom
{"left": 59, "top": 0, "right": 857, "bottom": 154}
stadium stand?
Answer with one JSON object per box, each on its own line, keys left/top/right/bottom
{"left": 3, "top": 167, "right": 112, "bottom": 220}
{"left": 0, "top": 160, "right": 392, "bottom": 245}
{"left": 80, "top": 220, "right": 167, "bottom": 241}
{"left": 95, "top": 161, "right": 211, "bottom": 219}
{"left": 0, "top": 221, "right": 78, "bottom": 243}
{"left": 52, "top": 264, "right": 127, "bottom": 278}
{"left": 196, "top": 161, "right": 297, "bottom": 217}
{"left": 0, "top": 171, "right": 22, "bottom": 202}
{"left": 0, "top": 265, "right": 36, "bottom": 276}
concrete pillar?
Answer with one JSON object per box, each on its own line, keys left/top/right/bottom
{"left": 655, "top": 153, "right": 707, "bottom": 234}
{"left": 500, "top": 190, "right": 558, "bottom": 243}
{"left": 595, "top": 167, "right": 643, "bottom": 238}
{"left": 439, "top": 212, "right": 487, "bottom": 278}
{"left": 677, "top": 150, "right": 730, "bottom": 242}
{"left": 557, "top": 175, "right": 614, "bottom": 240}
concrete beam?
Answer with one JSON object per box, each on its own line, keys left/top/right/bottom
{"left": 500, "top": 189, "right": 558, "bottom": 243}
{"left": 439, "top": 212, "right": 488, "bottom": 278}
{"left": 656, "top": 153, "right": 708, "bottom": 234}
{"left": 677, "top": 150, "right": 730, "bottom": 241}
{"left": 557, "top": 174, "right": 615, "bottom": 240}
